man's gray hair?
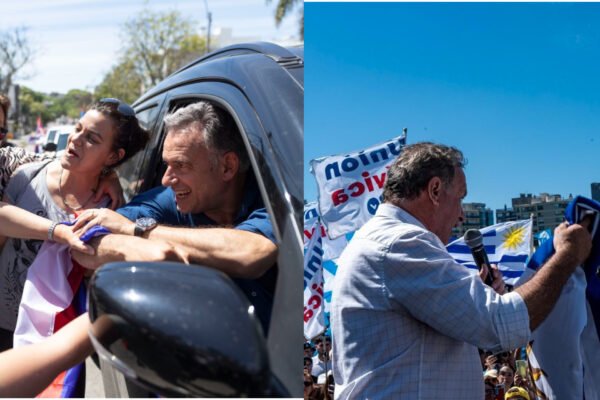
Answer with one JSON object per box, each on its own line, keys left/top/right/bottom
{"left": 163, "top": 101, "right": 250, "bottom": 172}
{"left": 382, "top": 142, "right": 465, "bottom": 203}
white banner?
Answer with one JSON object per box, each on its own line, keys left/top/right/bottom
{"left": 303, "top": 220, "right": 326, "bottom": 340}
{"left": 304, "top": 201, "right": 348, "bottom": 261}
{"left": 310, "top": 134, "right": 406, "bottom": 239}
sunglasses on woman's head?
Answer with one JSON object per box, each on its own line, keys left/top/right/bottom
{"left": 99, "top": 98, "right": 136, "bottom": 118}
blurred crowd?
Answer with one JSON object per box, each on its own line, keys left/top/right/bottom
{"left": 481, "top": 348, "right": 537, "bottom": 400}
{"left": 303, "top": 336, "right": 542, "bottom": 400}
{"left": 303, "top": 336, "right": 333, "bottom": 400}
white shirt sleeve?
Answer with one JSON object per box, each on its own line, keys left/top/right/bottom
{"left": 383, "top": 227, "right": 531, "bottom": 352}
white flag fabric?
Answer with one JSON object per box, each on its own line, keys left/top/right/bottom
{"left": 446, "top": 219, "right": 533, "bottom": 286}
{"left": 14, "top": 242, "right": 77, "bottom": 347}
{"left": 310, "top": 135, "right": 406, "bottom": 239}
{"left": 304, "top": 220, "right": 326, "bottom": 340}
{"left": 304, "top": 201, "right": 349, "bottom": 262}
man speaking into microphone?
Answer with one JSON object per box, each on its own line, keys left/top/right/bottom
{"left": 331, "top": 142, "right": 592, "bottom": 400}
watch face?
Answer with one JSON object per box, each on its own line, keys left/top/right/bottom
{"left": 137, "top": 217, "right": 157, "bottom": 229}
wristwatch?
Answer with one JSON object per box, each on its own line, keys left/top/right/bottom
{"left": 134, "top": 217, "right": 157, "bottom": 237}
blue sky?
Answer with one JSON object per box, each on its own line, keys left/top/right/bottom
{"left": 305, "top": 2, "right": 600, "bottom": 213}
{"left": 4, "top": 0, "right": 302, "bottom": 93}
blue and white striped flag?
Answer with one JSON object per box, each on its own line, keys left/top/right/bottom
{"left": 446, "top": 219, "right": 533, "bottom": 286}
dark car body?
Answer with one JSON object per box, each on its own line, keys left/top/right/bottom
{"left": 94, "top": 42, "right": 303, "bottom": 397}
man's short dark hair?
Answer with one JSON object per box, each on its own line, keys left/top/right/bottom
{"left": 382, "top": 142, "right": 465, "bottom": 203}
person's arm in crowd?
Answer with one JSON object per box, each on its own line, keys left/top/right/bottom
{"left": 0, "top": 202, "right": 93, "bottom": 254}
{"left": 0, "top": 313, "right": 92, "bottom": 398}
{"left": 514, "top": 218, "right": 592, "bottom": 331}
{"left": 0, "top": 147, "right": 53, "bottom": 199}
{"left": 93, "top": 170, "right": 125, "bottom": 210}
{"left": 71, "top": 208, "right": 278, "bottom": 278}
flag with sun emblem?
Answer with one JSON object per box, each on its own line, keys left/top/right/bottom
{"left": 446, "top": 219, "right": 533, "bottom": 286}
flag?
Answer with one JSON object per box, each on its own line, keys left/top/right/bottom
{"left": 36, "top": 116, "right": 45, "bottom": 135}
{"left": 519, "top": 196, "right": 600, "bottom": 400}
{"left": 310, "top": 134, "right": 406, "bottom": 239}
{"left": 534, "top": 228, "right": 552, "bottom": 246}
{"left": 304, "top": 220, "right": 326, "bottom": 340}
{"left": 446, "top": 219, "right": 533, "bottom": 286}
{"left": 304, "top": 201, "right": 349, "bottom": 262}
{"left": 14, "top": 224, "right": 110, "bottom": 398}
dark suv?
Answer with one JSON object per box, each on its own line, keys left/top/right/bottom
{"left": 89, "top": 42, "right": 303, "bottom": 397}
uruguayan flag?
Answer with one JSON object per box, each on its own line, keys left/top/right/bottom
{"left": 446, "top": 219, "right": 533, "bottom": 286}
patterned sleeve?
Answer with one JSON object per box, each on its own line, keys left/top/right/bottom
{"left": 0, "top": 148, "right": 54, "bottom": 199}
{"left": 385, "top": 228, "right": 531, "bottom": 352}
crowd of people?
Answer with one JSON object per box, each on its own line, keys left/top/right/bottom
{"left": 304, "top": 336, "right": 334, "bottom": 400}
{"left": 303, "top": 337, "right": 540, "bottom": 400}
{"left": 480, "top": 349, "right": 536, "bottom": 400}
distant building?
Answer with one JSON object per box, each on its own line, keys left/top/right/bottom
{"left": 496, "top": 205, "right": 518, "bottom": 223}
{"left": 452, "top": 202, "right": 494, "bottom": 238}
{"left": 592, "top": 183, "right": 600, "bottom": 202}
{"left": 496, "top": 193, "right": 573, "bottom": 235}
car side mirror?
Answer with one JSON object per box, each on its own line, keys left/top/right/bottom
{"left": 88, "top": 261, "right": 282, "bottom": 397}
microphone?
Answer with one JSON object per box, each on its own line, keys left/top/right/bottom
{"left": 464, "top": 229, "right": 494, "bottom": 286}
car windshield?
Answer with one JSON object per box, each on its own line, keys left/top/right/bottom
{"left": 56, "top": 133, "right": 69, "bottom": 152}
{"left": 46, "top": 130, "right": 57, "bottom": 143}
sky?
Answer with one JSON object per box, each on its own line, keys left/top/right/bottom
{"left": 3, "top": 0, "right": 302, "bottom": 93}
{"left": 304, "top": 2, "right": 600, "bottom": 214}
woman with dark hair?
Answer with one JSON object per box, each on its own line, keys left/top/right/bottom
{"left": 0, "top": 98, "right": 149, "bottom": 351}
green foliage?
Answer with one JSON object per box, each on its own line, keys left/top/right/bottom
{"left": 268, "top": 0, "right": 304, "bottom": 39}
{"left": 94, "top": 59, "right": 143, "bottom": 105}
{"left": 94, "top": 8, "right": 206, "bottom": 102}
{"left": 18, "top": 86, "right": 93, "bottom": 132}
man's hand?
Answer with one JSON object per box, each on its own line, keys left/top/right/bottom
{"left": 553, "top": 218, "right": 592, "bottom": 267}
{"left": 72, "top": 208, "right": 135, "bottom": 237}
{"left": 94, "top": 171, "right": 125, "bottom": 210}
{"left": 479, "top": 263, "right": 505, "bottom": 294}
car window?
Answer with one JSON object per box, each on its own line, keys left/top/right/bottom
{"left": 118, "top": 104, "right": 161, "bottom": 201}
{"left": 46, "top": 130, "right": 57, "bottom": 143}
{"left": 56, "top": 133, "right": 69, "bottom": 152}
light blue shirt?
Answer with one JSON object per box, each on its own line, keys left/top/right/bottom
{"left": 331, "top": 203, "right": 531, "bottom": 400}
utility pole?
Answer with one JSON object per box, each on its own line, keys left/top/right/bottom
{"left": 203, "top": 0, "right": 212, "bottom": 53}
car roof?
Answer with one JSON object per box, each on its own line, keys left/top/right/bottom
{"left": 132, "top": 42, "right": 304, "bottom": 107}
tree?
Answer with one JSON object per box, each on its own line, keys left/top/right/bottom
{"left": 94, "top": 8, "right": 206, "bottom": 102}
{"left": 0, "top": 27, "right": 35, "bottom": 94}
{"left": 122, "top": 8, "right": 206, "bottom": 88}
{"left": 94, "top": 59, "right": 143, "bottom": 105}
{"left": 268, "top": 0, "right": 304, "bottom": 40}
